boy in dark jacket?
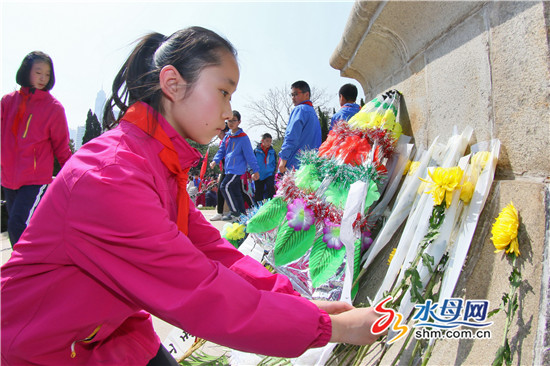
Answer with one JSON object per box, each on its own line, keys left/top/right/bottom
{"left": 254, "top": 133, "right": 277, "bottom": 201}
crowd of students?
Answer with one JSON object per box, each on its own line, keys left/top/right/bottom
{"left": 190, "top": 128, "right": 277, "bottom": 220}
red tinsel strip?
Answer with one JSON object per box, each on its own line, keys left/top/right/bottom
{"left": 275, "top": 173, "right": 375, "bottom": 232}
{"left": 319, "top": 122, "right": 396, "bottom": 164}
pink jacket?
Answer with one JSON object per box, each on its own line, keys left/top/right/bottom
{"left": 1, "top": 87, "right": 72, "bottom": 189}
{"left": 1, "top": 105, "right": 331, "bottom": 365}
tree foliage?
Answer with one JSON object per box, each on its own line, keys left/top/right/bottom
{"left": 53, "top": 138, "right": 76, "bottom": 176}
{"left": 246, "top": 84, "right": 333, "bottom": 141}
{"left": 82, "top": 109, "right": 102, "bottom": 146}
{"left": 318, "top": 106, "right": 330, "bottom": 142}
{"left": 187, "top": 137, "right": 227, "bottom": 180}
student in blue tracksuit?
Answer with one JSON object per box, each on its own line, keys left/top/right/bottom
{"left": 330, "top": 83, "right": 361, "bottom": 130}
{"left": 254, "top": 133, "right": 277, "bottom": 201}
{"left": 278, "top": 80, "right": 321, "bottom": 173}
{"left": 211, "top": 111, "right": 259, "bottom": 220}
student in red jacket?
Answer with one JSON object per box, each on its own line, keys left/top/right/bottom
{"left": 1, "top": 28, "right": 380, "bottom": 365}
{"left": 1, "top": 51, "right": 72, "bottom": 246}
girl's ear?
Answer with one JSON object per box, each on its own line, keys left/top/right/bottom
{"left": 159, "top": 65, "right": 186, "bottom": 102}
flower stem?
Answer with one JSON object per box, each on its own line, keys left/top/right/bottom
{"left": 420, "top": 341, "right": 435, "bottom": 366}
{"left": 390, "top": 329, "right": 415, "bottom": 366}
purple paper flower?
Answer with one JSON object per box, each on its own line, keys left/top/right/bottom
{"left": 286, "top": 198, "right": 314, "bottom": 231}
{"left": 361, "top": 230, "right": 373, "bottom": 251}
{"left": 322, "top": 220, "right": 343, "bottom": 250}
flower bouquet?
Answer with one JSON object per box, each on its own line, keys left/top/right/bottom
{"left": 346, "top": 132, "right": 501, "bottom": 366}
{"left": 245, "top": 90, "right": 408, "bottom": 302}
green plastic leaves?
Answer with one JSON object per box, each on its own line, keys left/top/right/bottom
{"left": 246, "top": 197, "right": 287, "bottom": 233}
{"left": 295, "top": 164, "right": 322, "bottom": 191}
{"left": 365, "top": 179, "right": 381, "bottom": 209}
{"left": 309, "top": 236, "right": 346, "bottom": 288}
{"left": 273, "top": 221, "right": 316, "bottom": 266}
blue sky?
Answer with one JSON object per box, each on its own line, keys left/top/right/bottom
{"left": 1, "top": 0, "right": 362, "bottom": 141}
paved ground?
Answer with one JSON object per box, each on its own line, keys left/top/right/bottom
{"left": 1, "top": 209, "right": 263, "bottom": 361}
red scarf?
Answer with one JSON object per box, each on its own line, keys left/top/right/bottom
{"left": 224, "top": 131, "right": 247, "bottom": 149}
{"left": 123, "top": 102, "right": 190, "bottom": 235}
{"left": 12, "top": 88, "right": 33, "bottom": 137}
{"left": 299, "top": 100, "right": 313, "bottom": 107}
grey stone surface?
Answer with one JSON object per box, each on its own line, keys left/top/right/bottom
{"left": 488, "top": 1, "right": 550, "bottom": 179}
{"left": 331, "top": 1, "right": 550, "bottom": 180}
{"left": 331, "top": 1, "right": 550, "bottom": 365}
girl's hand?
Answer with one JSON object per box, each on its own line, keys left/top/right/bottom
{"left": 251, "top": 172, "right": 260, "bottom": 181}
{"left": 329, "top": 307, "right": 382, "bottom": 346}
{"left": 209, "top": 161, "right": 216, "bottom": 169}
{"left": 311, "top": 300, "right": 354, "bottom": 315}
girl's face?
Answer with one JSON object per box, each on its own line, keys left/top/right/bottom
{"left": 29, "top": 61, "right": 51, "bottom": 90}
{"left": 168, "top": 51, "right": 239, "bottom": 145}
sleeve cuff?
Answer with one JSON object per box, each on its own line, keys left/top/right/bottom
{"left": 308, "top": 310, "right": 332, "bottom": 349}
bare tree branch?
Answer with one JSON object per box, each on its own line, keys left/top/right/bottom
{"left": 246, "top": 84, "right": 332, "bottom": 141}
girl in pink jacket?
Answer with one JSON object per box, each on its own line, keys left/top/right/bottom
{"left": 1, "top": 51, "right": 72, "bottom": 246}
{"left": 1, "top": 27, "right": 380, "bottom": 365}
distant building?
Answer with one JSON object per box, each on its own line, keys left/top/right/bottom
{"left": 75, "top": 126, "right": 86, "bottom": 150}
{"left": 95, "top": 89, "right": 107, "bottom": 124}
{"left": 69, "top": 128, "right": 77, "bottom": 143}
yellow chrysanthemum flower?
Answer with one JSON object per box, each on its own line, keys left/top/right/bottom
{"left": 348, "top": 112, "right": 382, "bottom": 130}
{"left": 472, "top": 151, "right": 492, "bottom": 171}
{"left": 224, "top": 223, "right": 246, "bottom": 241}
{"left": 408, "top": 161, "right": 420, "bottom": 176}
{"left": 491, "top": 202, "right": 520, "bottom": 256}
{"left": 470, "top": 151, "right": 492, "bottom": 184}
{"left": 402, "top": 160, "right": 412, "bottom": 176}
{"left": 419, "top": 167, "right": 464, "bottom": 208}
{"left": 460, "top": 181, "right": 475, "bottom": 204}
{"left": 388, "top": 248, "right": 397, "bottom": 265}
{"left": 381, "top": 109, "right": 396, "bottom": 126}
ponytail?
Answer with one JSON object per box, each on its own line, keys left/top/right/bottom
{"left": 103, "top": 33, "right": 166, "bottom": 129}
{"left": 103, "top": 27, "right": 237, "bottom": 130}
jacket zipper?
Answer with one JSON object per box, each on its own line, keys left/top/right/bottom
{"left": 70, "top": 325, "right": 102, "bottom": 358}
{"left": 22, "top": 114, "right": 32, "bottom": 138}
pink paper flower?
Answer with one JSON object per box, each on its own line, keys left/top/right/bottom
{"left": 322, "top": 220, "right": 343, "bottom": 249}
{"left": 361, "top": 230, "right": 373, "bottom": 251}
{"left": 286, "top": 198, "right": 314, "bottom": 231}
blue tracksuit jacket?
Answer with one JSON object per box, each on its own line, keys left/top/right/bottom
{"left": 213, "top": 129, "right": 259, "bottom": 175}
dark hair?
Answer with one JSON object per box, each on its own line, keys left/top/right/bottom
{"left": 232, "top": 110, "right": 241, "bottom": 121}
{"left": 338, "top": 84, "right": 357, "bottom": 102}
{"left": 291, "top": 80, "right": 310, "bottom": 95}
{"left": 261, "top": 133, "right": 272, "bottom": 140}
{"left": 104, "top": 26, "right": 237, "bottom": 129}
{"left": 15, "top": 51, "right": 55, "bottom": 91}
{"left": 339, "top": 83, "right": 358, "bottom": 102}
